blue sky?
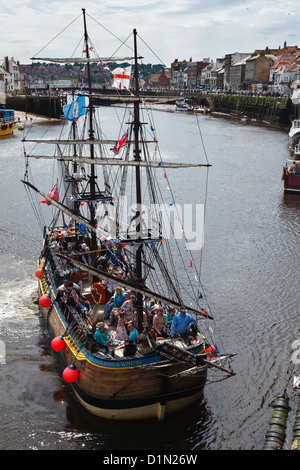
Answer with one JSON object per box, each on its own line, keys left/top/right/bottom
{"left": 1, "top": 1, "right": 299, "bottom": 66}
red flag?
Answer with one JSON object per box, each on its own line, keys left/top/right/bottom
{"left": 40, "top": 183, "right": 59, "bottom": 205}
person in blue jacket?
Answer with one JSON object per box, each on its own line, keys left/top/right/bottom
{"left": 127, "top": 321, "right": 139, "bottom": 343}
{"left": 109, "top": 285, "right": 126, "bottom": 325}
{"left": 170, "top": 306, "right": 195, "bottom": 337}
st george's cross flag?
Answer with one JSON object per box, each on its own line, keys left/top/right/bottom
{"left": 112, "top": 66, "right": 131, "bottom": 90}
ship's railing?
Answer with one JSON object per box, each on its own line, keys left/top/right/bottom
{"left": 61, "top": 301, "right": 99, "bottom": 354}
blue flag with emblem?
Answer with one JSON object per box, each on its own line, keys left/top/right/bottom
{"left": 63, "top": 95, "right": 86, "bottom": 121}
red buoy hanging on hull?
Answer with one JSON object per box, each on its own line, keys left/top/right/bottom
{"left": 39, "top": 295, "right": 52, "bottom": 308}
{"left": 51, "top": 336, "right": 66, "bottom": 352}
{"left": 35, "top": 268, "right": 44, "bottom": 279}
{"left": 63, "top": 365, "right": 78, "bottom": 383}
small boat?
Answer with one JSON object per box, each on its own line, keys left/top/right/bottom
{"left": 0, "top": 109, "right": 16, "bottom": 136}
{"left": 175, "top": 99, "right": 193, "bottom": 112}
{"left": 281, "top": 145, "right": 300, "bottom": 192}
{"left": 22, "top": 9, "right": 235, "bottom": 421}
{"left": 192, "top": 106, "right": 211, "bottom": 114}
{"left": 288, "top": 119, "right": 300, "bottom": 150}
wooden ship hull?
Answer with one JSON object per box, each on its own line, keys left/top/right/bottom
{"left": 38, "top": 247, "right": 208, "bottom": 421}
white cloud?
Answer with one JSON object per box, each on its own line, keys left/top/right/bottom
{"left": 1, "top": 1, "right": 300, "bottom": 65}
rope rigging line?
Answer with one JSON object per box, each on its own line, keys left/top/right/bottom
{"left": 131, "top": 105, "right": 232, "bottom": 355}
{"left": 86, "top": 13, "right": 134, "bottom": 54}
{"left": 32, "top": 13, "right": 83, "bottom": 59}
{"left": 137, "top": 33, "right": 167, "bottom": 69}
{"left": 143, "top": 139, "right": 200, "bottom": 304}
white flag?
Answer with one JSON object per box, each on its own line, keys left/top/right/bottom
{"left": 112, "top": 66, "right": 132, "bottom": 90}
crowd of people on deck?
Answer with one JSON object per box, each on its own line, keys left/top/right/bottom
{"left": 50, "top": 232, "right": 198, "bottom": 351}
{"left": 92, "top": 285, "right": 198, "bottom": 350}
{"left": 50, "top": 232, "right": 129, "bottom": 279}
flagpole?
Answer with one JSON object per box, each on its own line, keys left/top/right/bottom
{"left": 82, "top": 8, "right": 97, "bottom": 270}
{"left": 133, "top": 29, "right": 144, "bottom": 332}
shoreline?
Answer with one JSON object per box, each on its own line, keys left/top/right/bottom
{"left": 14, "top": 110, "right": 61, "bottom": 124}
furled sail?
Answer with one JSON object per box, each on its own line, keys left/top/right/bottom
{"left": 30, "top": 56, "right": 141, "bottom": 63}
{"left": 24, "top": 154, "right": 211, "bottom": 168}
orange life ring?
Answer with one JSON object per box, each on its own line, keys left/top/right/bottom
{"left": 67, "top": 227, "right": 75, "bottom": 235}
{"left": 56, "top": 230, "right": 64, "bottom": 238}
{"left": 205, "top": 344, "right": 216, "bottom": 358}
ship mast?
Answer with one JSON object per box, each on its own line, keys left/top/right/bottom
{"left": 82, "top": 8, "right": 97, "bottom": 267}
{"left": 133, "top": 29, "right": 144, "bottom": 331}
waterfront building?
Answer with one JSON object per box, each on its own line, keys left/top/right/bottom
{"left": 171, "top": 59, "right": 188, "bottom": 89}
{"left": 210, "top": 59, "right": 225, "bottom": 91}
{"left": 183, "top": 59, "right": 210, "bottom": 89}
{"left": 1, "top": 57, "right": 23, "bottom": 95}
{"left": 243, "top": 51, "right": 277, "bottom": 91}
{"left": 270, "top": 52, "right": 300, "bottom": 84}
{"left": 0, "top": 77, "right": 5, "bottom": 105}
{"left": 223, "top": 52, "right": 251, "bottom": 91}
{"left": 227, "top": 56, "right": 250, "bottom": 92}
{"left": 145, "top": 69, "right": 171, "bottom": 89}
{"left": 200, "top": 61, "right": 214, "bottom": 90}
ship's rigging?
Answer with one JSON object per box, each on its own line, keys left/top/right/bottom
{"left": 22, "top": 8, "right": 235, "bottom": 397}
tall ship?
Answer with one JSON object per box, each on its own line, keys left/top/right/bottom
{"left": 22, "top": 9, "right": 235, "bottom": 421}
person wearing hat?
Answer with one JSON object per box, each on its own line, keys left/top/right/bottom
{"left": 94, "top": 322, "right": 121, "bottom": 347}
{"left": 146, "top": 303, "right": 159, "bottom": 327}
{"left": 94, "top": 321, "right": 104, "bottom": 344}
{"left": 94, "top": 322, "right": 110, "bottom": 346}
{"left": 170, "top": 307, "right": 196, "bottom": 337}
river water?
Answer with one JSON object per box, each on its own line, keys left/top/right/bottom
{"left": 0, "top": 108, "right": 299, "bottom": 451}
